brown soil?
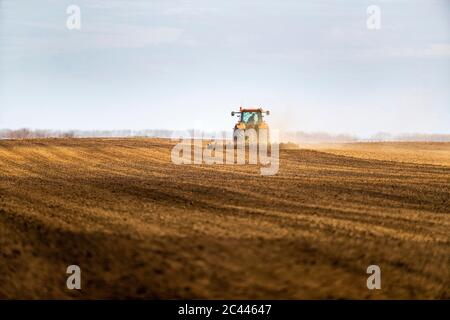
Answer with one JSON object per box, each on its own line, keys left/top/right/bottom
{"left": 0, "top": 138, "right": 448, "bottom": 299}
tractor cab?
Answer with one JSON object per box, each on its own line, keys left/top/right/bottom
{"left": 232, "top": 107, "right": 270, "bottom": 128}
{"left": 231, "top": 107, "right": 270, "bottom": 140}
{"left": 241, "top": 110, "right": 262, "bottom": 126}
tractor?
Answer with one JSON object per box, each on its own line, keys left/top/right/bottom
{"left": 231, "top": 107, "right": 270, "bottom": 143}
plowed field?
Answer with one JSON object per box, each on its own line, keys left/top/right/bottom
{"left": 0, "top": 139, "right": 448, "bottom": 299}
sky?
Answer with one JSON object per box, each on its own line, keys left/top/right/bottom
{"left": 0, "top": 0, "right": 449, "bottom": 137}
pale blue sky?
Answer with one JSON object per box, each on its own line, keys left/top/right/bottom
{"left": 0, "top": 0, "right": 449, "bottom": 137}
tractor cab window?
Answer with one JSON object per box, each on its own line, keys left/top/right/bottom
{"left": 241, "top": 112, "right": 260, "bottom": 124}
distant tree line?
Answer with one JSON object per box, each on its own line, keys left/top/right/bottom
{"left": 1, "top": 128, "right": 449, "bottom": 142}
{"left": 0, "top": 129, "right": 75, "bottom": 139}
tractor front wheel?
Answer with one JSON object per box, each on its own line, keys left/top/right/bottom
{"left": 233, "top": 128, "right": 245, "bottom": 144}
